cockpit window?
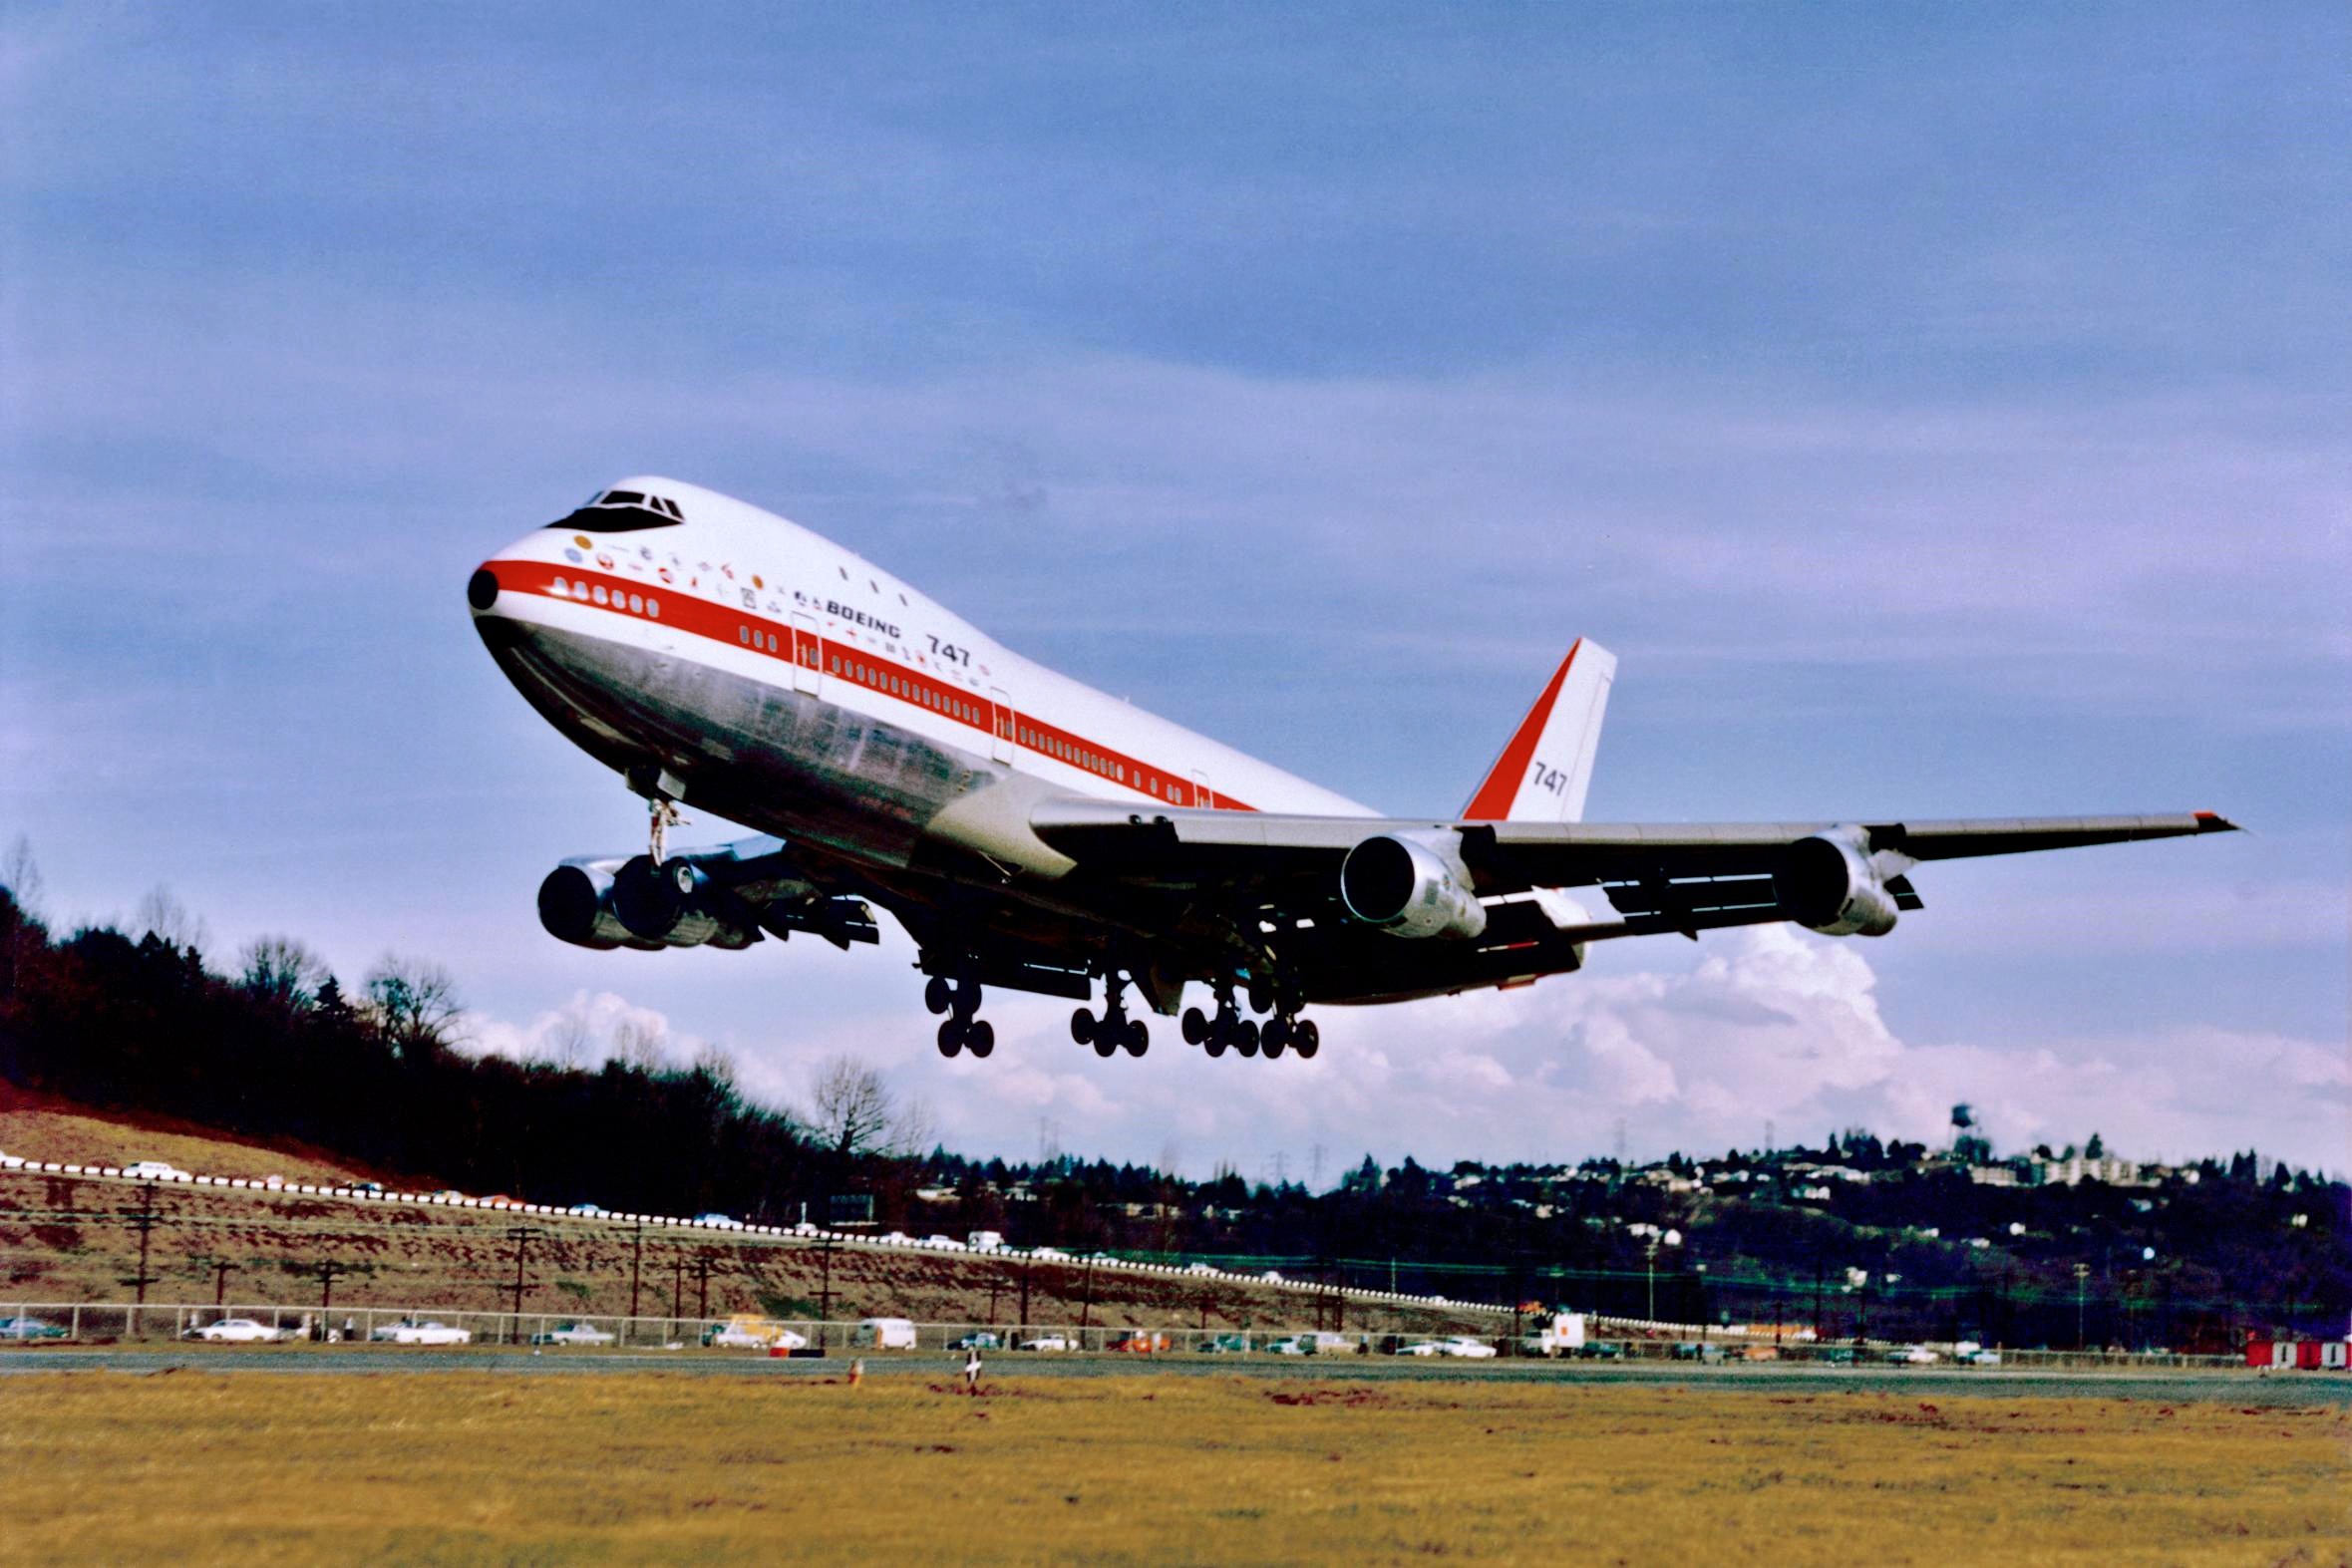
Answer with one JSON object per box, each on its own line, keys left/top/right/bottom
{"left": 545, "top": 489, "right": 682, "bottom": 532}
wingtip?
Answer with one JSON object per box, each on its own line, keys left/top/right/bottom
{"left": 2191, "top": 810, "right": 2242, "bottom": 833}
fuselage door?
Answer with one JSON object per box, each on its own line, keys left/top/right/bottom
{"left": 989, "top": 687, "right": 1015, "bottom": 764}
{"left": 791, "top": 612, "right": 821, "bottom": 695}
{"left": 1190, "top": 770, "right": 1213, "bottom": 809}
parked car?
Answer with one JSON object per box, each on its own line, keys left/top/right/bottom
{"left": 350, "top": 1180, "right": 385, "bottom": 1193}
{"left": 1440, "top": 1337, "right": 1499, "bottom": 1360}
{"left": 1263, "top": 1336, "right": 1313, "bottom": 1356}
{"left": 947, "top": 1331, "right": 1002, "bottom": 1351}
{"left": 565, "top": 1202, "right": 608, "bottom": 1217}
{"left": 0, "top": 1315, "right": 68, "bottom": 1341}
{"left": 1109, "top": 1332, "right": 1170, "bottom": 1354}
{"left": 1577, "top": 1341, "right": 1625, "bottom": 1360}
{"left": 693, "top": 1213, "right": 739, "bottom": 1228}
{"left": 922, "top": 1235, "right": 963, "bottom": 1250}
{"left": 1030, "top": 1247, "right": 1068, "bottom": 1261}
{"left": 1200, "top": 1333, "right": 1250, "bottom": 1354}
{"left": 370, "top": 1319, "right": 472, "bottom": 1346}
{"left": 429, "top": 1190, "right": 470, "bottom": 1202}
{"left": 528, "top": 1322, "right": 617, "bottom": 1346}
{"left": 1957, "top": 1348, "right": 2003, "bottom": 1368}
{"left": 123, "top": 1160, "right": 191, "bottom": 1180}
{"left": 1398, "top": 1340, "right": 1447, "bottom": 1357}
{"left": 966, "top": 1230, "right": 1004, "bottom": 1252}
{"left": 1885, "top": 1345, "right": 1940, "bottom": 1366}
{"left": 1815, "top": 1345, "right": 1856, "bottom": 1366}
{"left": 1671, "top": 1342, "right": 1727, "bottom": 1363}
{"left": 1184, "top": 1262, "right": 1218, "bottom": 1276}
{"left": 185, "top": 1318, "right": 292, "bottom": 1344}
{"left": 1017, "top": 1335, "right": 1072, "bottom": 1352}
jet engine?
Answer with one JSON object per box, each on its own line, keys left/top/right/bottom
{"left": 1339, "top": 833, "right": 1490, "bottom": 940}
{"left": 536, "top": 857, "right": 758, "bottom": 951}
{"left": 1776, "top": 831, "right": 1899, "bottom": 937}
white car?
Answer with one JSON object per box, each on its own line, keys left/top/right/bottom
{"left": 1398, "top": 1340, "right": 1447, "bottom": 1357}
{"left": 693, "top": 1213, "right": 740, "bottom": 1228}
{"left": 1440, "top": 1337, "right": 1499, "bottom": 1360}
{"left": 1884, "top": 1345, "right": 1939, "bottom": 1366}
{"left": 528, "top": 1322, "right": 617, "bottom": 1346}
{"left": 185, "top": 1318, "right": 290, "bottom": 1344}
{"left": 922, "top": 1234, "right": 963, "bottom": 1249}
{"left": 1018, "top": 1335, "right": 1072, "bottom": 1352}
{"left": 1264, "top": 1336, "right": 1313, "bottom": 1356}
{"left": 1030, "top": 1247, "right": 1068, "bottom": 1261}
{"left": 565, "top": 1202, "right": 608, "bottom": 1217}
{"left": 123, "top": 1160, "right": 191, "bottom": 1181}
{"left": 371, "top": 1319, "right": 473, "bottom": 1346}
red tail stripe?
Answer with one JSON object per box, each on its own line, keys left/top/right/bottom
{"left": 1462, "top": 640, "right": 1581, "bottom": 821}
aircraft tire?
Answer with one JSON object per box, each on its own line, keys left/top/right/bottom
{"left": 1261, "top": 1026, "right": 1286, "bottom": 1060}
{"left": 1093, "top": 1029, "right": 1118, "bottom": 1059}
{"left": 1181, "top": 1007, "right": 1207, "bottom": 1045}
{"left": 1123, "top": 1020, "right": 1148, "bottom": 1057}
{"left": 1294, "top": 1020, "right": 1319, "bottom": 1059}
{"left": 1247, "top": 980, "right": 1272, "bottom": 1015}
{"left": 1203, "top": 1026, "right": 1228, "bottom": 1059}
{"left": 1071, "top": 1008, "right": 1095, "bottom": 1045}
{"left": 936, "top": 1019, "right": 965, "bottom": 1058}
{"left": 966, "top": 1020, "right": 995, "bottom": 1059}
{"left": 925, "top": 977, "right": 952, "bottom": 1016}
{"left": 1234, "top": 1021, "right": 1259, "bottom": 1058}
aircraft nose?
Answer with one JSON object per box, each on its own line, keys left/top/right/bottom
{"left": 468, "top": 564, "right": 501, "bottom": 612}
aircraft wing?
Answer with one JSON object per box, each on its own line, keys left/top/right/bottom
{"left": 1028, "top": 798, "right": 2239, "bottom": 973}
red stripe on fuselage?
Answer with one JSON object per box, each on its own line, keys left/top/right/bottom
{"left": 479, "top": 559, "right": 1255, "bottom": 812}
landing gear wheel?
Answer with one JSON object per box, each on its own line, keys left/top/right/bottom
{"left": 1234, "top": 1020, "right": 1260, "bottom": 1058}
{"left": 936, "top": 1019, "right": 965, "bottom": 1058}
{"left": 1093, "top": 1030, "right": 1118, "bottom": 1059}
{"left": 1294, "top": 1020, "right": 1319, "bottom": 1059}
{"left": 1247, "top": 980, "right": 1273, "bottom": 1015}
{"left": 924, "top": 976, "right": 952, "bottom": 1016}
{"left": 1181, "top": 1007, "right": 1207, "bottom": 1045}
{"left": 1203, "top": 1026, "right": 1228, "bottom": 1059}
{"left": 1071, "top": 1008, "right": 1096, "bottom": 1046}
{"left": 1263, "top": 1018, "right": 1291, "bottom": 1053}
{"left": 966, "top": 1020, "right": 994, "bottom": 1059}
{"left": 1123, "top": 1020, "right": 1149, "bottom": 1057}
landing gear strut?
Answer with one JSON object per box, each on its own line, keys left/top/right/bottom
{"left": 1070, "top": 970, "right": 1148, "bottom": 1058}
{"left": 1184, "top": 977, "right": 1315, "bottom": 1061}
{"left": 927, "top": 962, "right": 993, "bottom": 1059}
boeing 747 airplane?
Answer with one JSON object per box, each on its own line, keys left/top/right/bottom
{"left": 468, "top": 477, "right": 2235, "bottom": 1062}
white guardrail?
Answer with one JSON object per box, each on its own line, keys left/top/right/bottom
{"left": 0, "top": 1152, "right": 1519, "bottom": 1320}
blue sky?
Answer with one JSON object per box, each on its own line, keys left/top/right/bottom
{"left": 4, "top": 5, "right": 2344, "bottom": 1176}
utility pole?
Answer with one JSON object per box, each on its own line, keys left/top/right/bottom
{"left": 124, "top": 1182, "right": 162, "bottom": 1336}
{"left": 316, "top": 1260, "right": 347, "bottom": 1315}
{"left": 986, "top": 1271, "right": 1003, "bottom": 1326}
{"left": 2074, "top": 1262, "right": 2091, "bottom": 1351}
{"left": 1017, "top": 1259, "right": 1032, "bottom": 1331}
{"left": 692, "top": 1252, "right": 716, "bottom": 1321}
{"left": 629, "top": 1219, "right": 644, "bottom": 1322}
{"left": 1645, "top": 1239, "right": 1659, "bottom": 1320}
{"left": 670, "top": 1255, "right": 686, "bottom": 1321}
{"left": 506, "top": 1226, "right": 532, "bottom": 1340}
{"left": 817, "top": 1237, "right": 836, "bottom": 1350}
{"left": 211, "top": 1260, "right": 235, "bottom": 1306}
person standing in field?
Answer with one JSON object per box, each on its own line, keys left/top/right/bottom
{"left": 963, "top": 1345, "right": 984, "bottom": 1396}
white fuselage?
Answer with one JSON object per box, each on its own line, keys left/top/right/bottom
{"left": 474, "top": 476, "right": 1369, "bottom": 845}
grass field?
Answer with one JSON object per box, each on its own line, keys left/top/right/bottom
{"left": 2, "top": 1371, "right": 2343, "bottom": 1565}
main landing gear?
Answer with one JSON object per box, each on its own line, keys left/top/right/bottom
{"left": 1071, "top": 971, "right": 1149, "bottom": 1058}
{"left": 1181, "top": 979, "right": 1317, "bottom": 1062}
{"left": 925, "top": 969, "right": 994, "bottom": 1059}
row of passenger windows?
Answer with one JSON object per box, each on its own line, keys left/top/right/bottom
{"left": 551, "top": 577, "right": 659, "bottom": 618}
{"left": 716, "top": 609, "right": 1184, "bottom": 801}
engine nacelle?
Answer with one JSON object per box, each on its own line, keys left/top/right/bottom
{"left": 537, "top": 858, "right": 757, "bottom": 951}
{"left": 1776, "top": 831, "right": 1899, "bottom": 938}
{"left": 1339, "top": 834, "right": 1490, "bottom": 941}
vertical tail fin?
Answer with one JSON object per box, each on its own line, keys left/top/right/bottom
{"left": 1461, "top": 639, "right": 1616, "bottom": 822}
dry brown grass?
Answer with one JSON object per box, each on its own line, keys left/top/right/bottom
{"left": 2, "top": 1372, "right": 2343, "bottom": 1565}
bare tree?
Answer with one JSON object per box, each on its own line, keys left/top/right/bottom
{"left": 364, "top": 955, "right": 466, "bottom": 1058}
{"left": 804, "top": 1055, "right": 928, "bottom": 1161}
{"left": 611, "top": 1016, "right": 667, "bottom": 1072}
{"left": 239, "top": 934, "right": 329, "bottom": 1010}
{"left": 135, "top": 885, "right": 210, "bottom": 954}
{"left": 543, "top": 1006, "right": 593, "bottom": 1070}
{"left": 0, "top": 834, "right": 42, "bottom": 917}
{"left": 691, "top": 1041, "right": 739, "bottom": 1094}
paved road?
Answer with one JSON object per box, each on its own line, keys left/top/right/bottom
{"left": 4, "top": 1347, "right": 2343, "bottom": 1406}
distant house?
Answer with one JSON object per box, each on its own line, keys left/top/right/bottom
{"left": 2033, "top": 1155, "right": 2151, "bottom": 1188}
